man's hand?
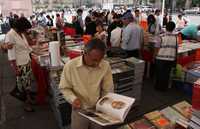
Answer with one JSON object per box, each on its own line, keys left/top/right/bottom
{"left": 6, "top": 43, "right": 14, "bottom": 49}
{"left": 2, "top": 43, "right": 13, "bottom": 50}
{"left": 15, "top": 67, "right": 21, "bottom": 76}
{"left": 72, "top": 98, "right": 81, "bottom": 109}
{"left": 10, "top": 60, "right": 21, "bottom": 76}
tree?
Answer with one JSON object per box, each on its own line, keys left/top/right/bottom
{"left": 191, "top": 0, "right": 200, "bottom": 6}
{"left": 155, "top": 0, "right": 161, "bottom": 9}
{"left": 133, "top": 0, "right": 138, "bottom": 7}
{"left": 185, "top": 0, "right": 192, "bottom": 9}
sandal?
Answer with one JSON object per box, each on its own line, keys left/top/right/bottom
{"left": 24, "top": 106, "right": 35, "bottom": 112}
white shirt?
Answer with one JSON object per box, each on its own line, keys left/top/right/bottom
{"left": 6, "top": 29, "right": 32, "bottom": 66}
{"left": 176, "top": 18, "right": 186, "bottom": 29}
{"left": 110, "top": 27, "right": 122, "bottom": 47}
{"left": 121, "top": 22, "right": 144, "bottom": 50}
{"left": 155, "top": 15, "right": 162, "bottom": 34}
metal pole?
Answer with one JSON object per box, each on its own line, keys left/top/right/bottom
{"left": 161, "top": 0, "right": 165, "bottom": 27}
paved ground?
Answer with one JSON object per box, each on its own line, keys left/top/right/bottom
{"left": 0, "top": 50, "right": 191, "bottom": 129}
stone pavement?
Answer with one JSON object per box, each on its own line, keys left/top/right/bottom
{"left": 0, "top": 51, "right": 62, "bottom": 129}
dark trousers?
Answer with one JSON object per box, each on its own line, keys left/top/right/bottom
{"left": 154, "top": 59, "right": 174, "bottom": 91}
{"left": 124, "top": 49, "right": 140, "bottom": 58}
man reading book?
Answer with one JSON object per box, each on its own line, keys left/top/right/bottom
{"left": 59, "top": 38, "right": 114, "bottom": 129}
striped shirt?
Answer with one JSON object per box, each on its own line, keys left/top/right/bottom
{"left": 156, "top": 33, "right": 177, "bottom": 61}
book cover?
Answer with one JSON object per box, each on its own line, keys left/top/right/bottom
{"left": 144, "top": 111, "right": 171, "bottom": 129}
{"left": 161, "top": 106, "right": 188, "bottom": 123}
{"left": 175, "top": 118, "right": 189, "bottom": 129}
{"left": 172, "top": 101, "right": 192, "bottom": 119}
{"left": 117, "top": 124, "right": 132, "bottom": 129}
{"left": 129, "top": 119, "right": 156, "bottom": 129}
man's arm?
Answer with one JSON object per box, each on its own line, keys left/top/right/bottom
{"left": 59, "top": 64, "right": 77, "bottom": 104}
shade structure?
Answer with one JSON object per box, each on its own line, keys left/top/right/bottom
{"left": 0, "top": 0, "right": 33, "bottom": 17}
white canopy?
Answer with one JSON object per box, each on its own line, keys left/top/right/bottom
{"left": 0, "top": 0, "right": 33, "bottom": 17}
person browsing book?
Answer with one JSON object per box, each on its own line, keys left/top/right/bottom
{"left": 154, "top": 21, "right": 177, "bottom": 92}
{"left": 59, "top": 38, "right": 114, "bottom": 129}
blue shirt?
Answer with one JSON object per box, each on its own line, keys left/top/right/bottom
{"left": 181, "top": 24, "right": 198, "bottom": 39}
{"left": 121, "top": 22, "right": 144, "bottom": 50}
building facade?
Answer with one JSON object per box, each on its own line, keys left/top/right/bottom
{"left": 0, "top": 0, "right": 32, "bottom": 17}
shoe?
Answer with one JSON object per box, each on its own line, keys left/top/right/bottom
{"left": 24, "top": 107, "right": 35, "bottom": 112}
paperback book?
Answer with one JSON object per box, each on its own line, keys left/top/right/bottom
{"left": 172, "top": 101, "right": 192, "bottom": 119}
{"left": 144, "top": 111, "right": 172, "bottom": 129}
{"left": 129, "top": 118, "right": 156, "bottom": 129}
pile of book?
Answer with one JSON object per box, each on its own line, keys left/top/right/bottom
{"left": 48, "top": 68, "right": 71, "bottom": 129}
{"left": 178, "top": 42, "right": 200, "bottom": 54}
{"left": 185, "top": 62, "right": 200, "bottom": 83}
{"left": 117, "top": 101, "right": 192, "bottom": 129}
{"left": 188, "top": 109, "right": 200, "bottom": 129}
{"left": 188, "top": 79, "right": 200, "bottom": 129}
{"left": 107, "top": 57, "right": 145, "bottom": 106}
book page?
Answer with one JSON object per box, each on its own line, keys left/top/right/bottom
{"left": 96, "top": 93, "right": 135, "bottom": 122}
{"left": 79, "top": 109, "right": 121, "bottom": 126}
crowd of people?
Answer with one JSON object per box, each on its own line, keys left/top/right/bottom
{"left": 1, "top": 7, "right": 200, "bottom": 129}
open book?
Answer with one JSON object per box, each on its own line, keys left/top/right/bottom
{"left": 79, "top": 93, "right": 135, "bottom": 126}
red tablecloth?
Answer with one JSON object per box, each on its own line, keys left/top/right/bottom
{"left": 192, "top": 83, "right": 200, "bottom": 110}
{"left": 31, "top": 57, "right": 48, "bottom": 105}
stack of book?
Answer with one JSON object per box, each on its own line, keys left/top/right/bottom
{"left": 188, "top": 79, "right": 200, "bottom": 129}
{"left": 107, "top": 57, "right": 145, "bottom": 106}
{"left": 185, "top": 65, "right": 200, "bottom": 83}
{"left": 125, "top": 57, "right": 145, "bottom": 106}
{"left": 188, "top": 109, "right": 200, "bottom": 129}
{"left": 116, "top": 101, "right": 192, "bottom": 129}
{"left": 192, "top": 79, "right": 200, "bottom": 110}
{"left": 48, "top": 68, "right": 71, "bottom": 129}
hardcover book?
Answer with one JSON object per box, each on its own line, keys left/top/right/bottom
{"left": 129, "top": 119, "right": 156, "bottom": 129}
{"left": 79, "top": 93, "right": 135, "bottom": 126}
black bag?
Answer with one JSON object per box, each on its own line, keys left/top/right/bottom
{"left": 107, "top": 47, "right": 127, "bottom": 58}
{"left": 10, "top": 86, "right": 27, "bottom": 102}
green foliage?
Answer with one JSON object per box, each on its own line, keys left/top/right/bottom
{"left": 176, "top": 0, "right": 186, "bottom": 8}
{"left": 192, "top": 0, "right": 200, "bottom": 6}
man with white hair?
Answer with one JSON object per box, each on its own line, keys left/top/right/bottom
{"left": 121, "top": 11, "right": 144, "bottom": 58}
